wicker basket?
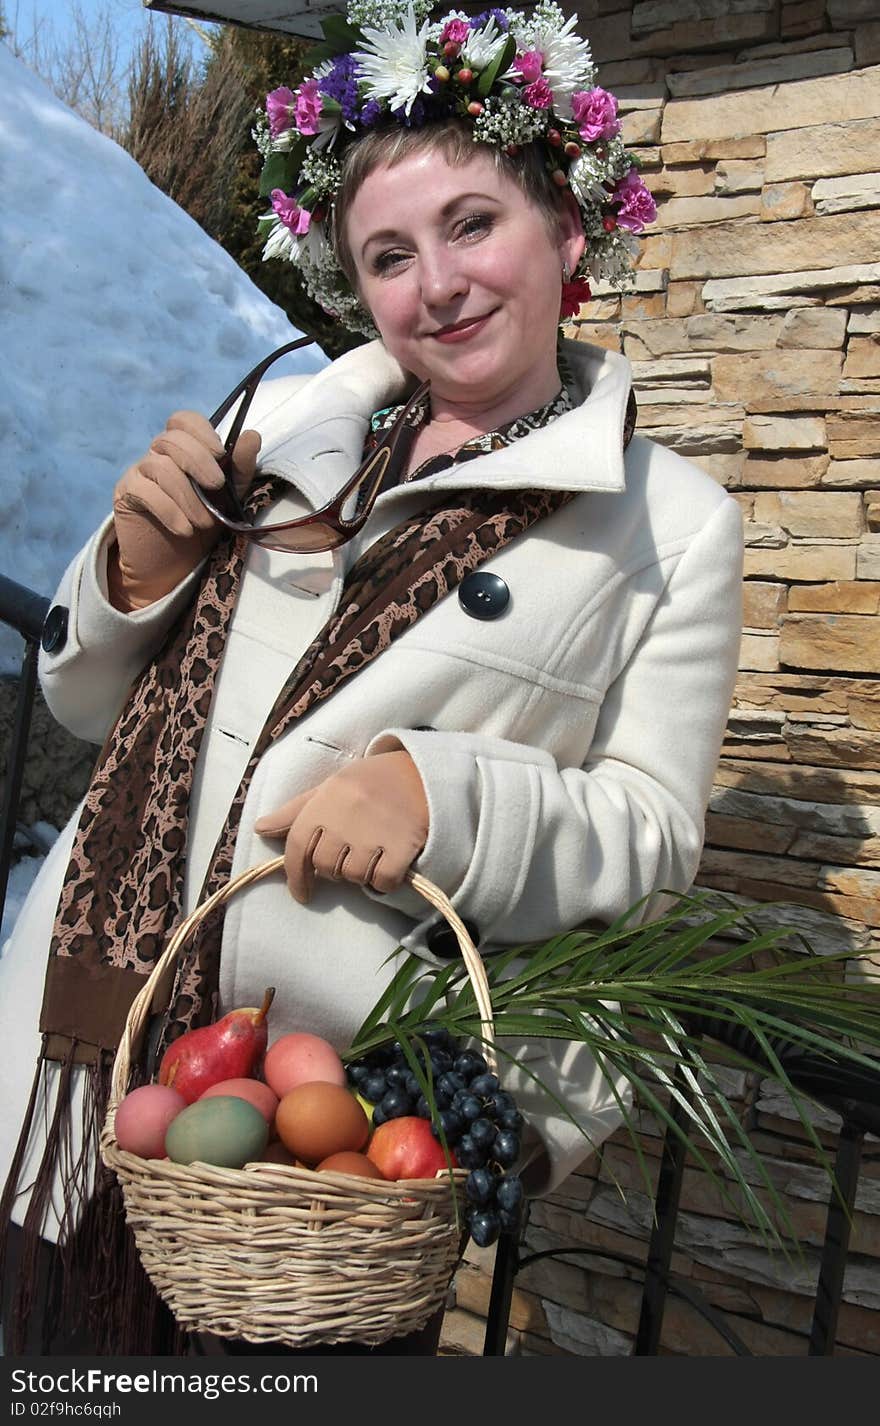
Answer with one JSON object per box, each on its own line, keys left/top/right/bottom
{"left": 100, "top": 856, "right": 495, "bottom": 1349}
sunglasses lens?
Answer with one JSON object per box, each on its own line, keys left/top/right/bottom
{"left": 251, "top": 521, "right": 343, "bottom": 553}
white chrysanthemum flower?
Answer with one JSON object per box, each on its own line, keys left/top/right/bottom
{"left": 568, "top": 152, "right": 609, "bottom": 208}
{"left": 299, "top": 221, "right": 333, "bottom": 268}
{"left": 538, "top": 16, "right": 596, "bottom": 119}
{"left": 512, "top": 11, "right": 595, "bottom": 120}
{"left": 262, "top": 219, "right": 297, "bottom": 264}
{"left": 353, "top": 6, "right": 433, "bottom": 116}
{"left": 461, "top": 17, "right": 508, "bottom": 72}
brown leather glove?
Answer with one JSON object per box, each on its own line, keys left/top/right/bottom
{"left": 255, "top": 751, "right": 430, "bottom": 905}
{"left": 108, "top": 411, "right": 261, "bottom": 611}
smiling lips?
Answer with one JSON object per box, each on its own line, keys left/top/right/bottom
{"left": 430, "top": 312, "right": 493, "bottom": 343}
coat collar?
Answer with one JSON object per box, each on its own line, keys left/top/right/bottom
{"left": 258, "top": 336, "right": 631, "bottom": 507}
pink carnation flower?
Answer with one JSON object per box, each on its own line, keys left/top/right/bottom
{"left": 571, "top": 87, "right": 620, "bottom": 142}
{"left": 266, "top": 86, "right": 296, "bottom": 139}
{"left": 294, "top": 78, "right": 323, "bottom": 137}
{"left": 523, "top": 77, "right": 553, "bottom": 110}
{"left": 611, "top": 168, "right": 657, "bottom": 233}
{"left": 515, "top": 50, "right": 544, "bottom": 84}
{"left": 440, "top": 18, "right": 470, "bottom": 45}
{"left": 559, "top": 275, "right": 592, "bottom": 321}
{"left": 271, "top": 189, "right": 311, "bottom": 237}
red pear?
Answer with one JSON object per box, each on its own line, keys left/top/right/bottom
{"left": 158, "top": 988, "right": 275, "bottom": 1104}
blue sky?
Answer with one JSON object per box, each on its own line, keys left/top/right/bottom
{"left": 6, "top": 1, "right": 216, "bottom": 74}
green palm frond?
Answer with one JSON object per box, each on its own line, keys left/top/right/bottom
{"left": 345, "top": 890, "right": 880, "bottom": 1249}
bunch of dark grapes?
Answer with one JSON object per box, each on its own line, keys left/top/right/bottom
{"left": 346, "top": 1025, "right": 525, "bottom": 1248}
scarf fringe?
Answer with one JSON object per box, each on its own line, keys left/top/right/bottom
{"left": 1, "top": 1042, "right": 186, "bottom": 1355}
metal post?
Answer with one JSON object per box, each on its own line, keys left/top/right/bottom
{"left": 808, "top": 1120, "right": 864, "bottom": 1356}
{"left": 634, "top": 1071, "right": 696, "bottom": 1356}
{"left": 483, "top": 1210, "right": 522, "bottom": 1356}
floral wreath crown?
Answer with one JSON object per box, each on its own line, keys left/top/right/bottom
{"left": 255, "top": 1, "right": 656, "bottom": 337}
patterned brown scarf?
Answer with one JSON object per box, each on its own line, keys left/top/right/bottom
{"left": 0, "top": 472, "right": 574, "bottom": 1353}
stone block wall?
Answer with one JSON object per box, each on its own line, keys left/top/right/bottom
{"left": 442, "top": 0, "right": 880, "bottom": 1359}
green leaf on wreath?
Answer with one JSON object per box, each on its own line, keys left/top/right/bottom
{"left": 477, "top": 35, "right": 516, "bottom": 97}
{"left": 259, "top": 152, "right": 294, "bottom": 198}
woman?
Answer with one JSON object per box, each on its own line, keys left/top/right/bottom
{"left": 1, "top": 3, "right": 743, "bottom": 1355}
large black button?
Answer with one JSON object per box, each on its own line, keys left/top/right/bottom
{"left": 459, "top": 571, "right": 510, "bottom": 621}
{"left": 426, "top": 917, "right": 480, "bottom": 960}
{"left": 41, "top": 605, "right": 69, "bottom": 654}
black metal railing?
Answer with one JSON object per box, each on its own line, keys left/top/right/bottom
{"left": 483, "top": 1023, "right": 880, "bottom": 1357}
{"left": 0, "top": 575, "right": 50, "bottom": 923}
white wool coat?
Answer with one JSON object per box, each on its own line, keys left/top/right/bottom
{"left": 1, "top": 338, "right": 743, "bottom": 1238}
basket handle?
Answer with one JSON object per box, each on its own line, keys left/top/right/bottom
{"left": 110, "top": 857, "right": 495, "bottom": 1106}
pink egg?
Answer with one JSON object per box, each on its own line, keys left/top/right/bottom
{"left": 263, "top": 1033, "right": 346, "bottom": 1097}
{"left": 115, "top": 1084, "right": 187, "bottom": 1159}
{"left": 201, "top": 1078, "right": 279, "bottom": 1124}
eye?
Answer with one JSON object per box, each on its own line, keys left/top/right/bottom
{"left": 455, "top": 212, "right": 493, "bottom": 240}
{"left": 372, "top": 248, "right": 410, "bottom": 276}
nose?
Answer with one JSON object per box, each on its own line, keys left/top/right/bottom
{"left": 418, "top": 243, "right": 468, "bottom": 308}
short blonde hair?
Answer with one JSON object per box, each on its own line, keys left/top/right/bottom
{"left": 330, "top": 119, "right": 570, "bottom": 288}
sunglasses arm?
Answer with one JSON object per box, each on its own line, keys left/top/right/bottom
{"left": 210, "top": 336, "right": 317, "bottom": 523}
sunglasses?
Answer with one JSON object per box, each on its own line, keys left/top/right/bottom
{"left": 191, "top": 337, "right": 429, "bottom": 553}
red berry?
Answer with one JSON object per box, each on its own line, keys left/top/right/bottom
{"left": 552, "top": 169, "right": 569, "bottom": 187}
{"left": 602, "top": 215, "right": 617, "bottom": 232}
{"left": 311, "top": 203, "right": 325, "bottom": 223}
{"left": 505, "top": 142, "right": 520, "bottom": 156}
{"left": 547, "top": 128, "right": 562, "bottom": 147}
{"left": 564, "top": 141, "right": 582, "bottom": 159}
{"left": 457, "top": 67, "right": 473, "bottom": 85}
{"left": 467, "top": 100, "right": 483, "bottom": 116}
{"left": 443, "top": 40, "right": 460, "bottom": 58}
{"left": 434, "top": 64, "right": 450, "bottom": 82}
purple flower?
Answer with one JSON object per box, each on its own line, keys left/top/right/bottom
{"left": 360, "top": 98, "right": 382, "bottom": 127}
{"left": 320, "top": 54, "right": 363, "bottom": 125}
{"left": 571, "top": 87, "right": 620, "bottom": 142}
{"left": 391, "top": 98, "right": 427, "bottom": 128}
{"left": 469, "top": 9, "right": 508, "bottom": 29}
{"left": 266, "top": 86, "right": 296, "bottom": 139}
{"left": 294, "top": 78, "right": 323, "bottom": 136}
{"left": 440, "top": 18, "right": 470, "bottom": 45}
{"left": 523, "top": 77, "right": 553, "bottom": 110}
{"left": 514, "top": 50, "right": 543, "bottom": 84}
{"left": 270, "top": 189, "right": 311, "bottom": 236}
{"left": 611, "top": 168, "right": 657, "bottom": 233}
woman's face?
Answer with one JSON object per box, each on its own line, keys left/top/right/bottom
{"left": 344, "top": 147, "right": 585, "bottom": 414}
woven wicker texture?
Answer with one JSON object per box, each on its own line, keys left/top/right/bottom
{"left": 101, "top": 858, "right": 491, "bottom": 1348}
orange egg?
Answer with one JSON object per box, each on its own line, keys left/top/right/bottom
{"left": 317, "top": 1152, "right": 384, "bottom": 1179}
{"left": 275, "top": 1082, "right": 369, "bottom": 1164}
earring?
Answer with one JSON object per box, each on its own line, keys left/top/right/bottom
{"left": 562, "top": 261, "right": 572, "bottom": 283}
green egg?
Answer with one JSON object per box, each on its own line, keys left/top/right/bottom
{"left": 165, "top": 1095, "right": 269, "bottom": 1169}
